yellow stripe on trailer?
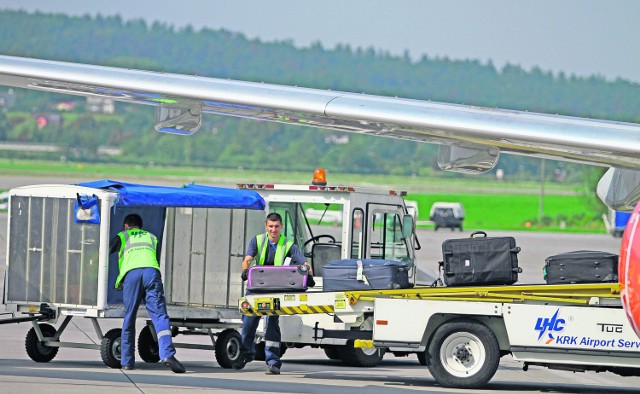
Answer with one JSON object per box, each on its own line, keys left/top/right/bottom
{"left": 282, "top": 305, "right": 334, "bottom": 315}
{"left": 240, "top": 297, "right": 334, "bottom": 316}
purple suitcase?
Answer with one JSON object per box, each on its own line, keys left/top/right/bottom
{"left": 246, "top": 265, "right": 309, "bottom": 292}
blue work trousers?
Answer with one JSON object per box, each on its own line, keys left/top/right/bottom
{"left": 241, "top": 314, "right": 282, "bottom": 367}
{"left": 121, "top": 267, "right": 175, "bottom": 368}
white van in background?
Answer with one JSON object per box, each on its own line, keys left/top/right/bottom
{"left": 429, "top": 202, "right": 464, "bottom": 231}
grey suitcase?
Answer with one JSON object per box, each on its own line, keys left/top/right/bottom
{"left": 246, "top": 265, "right": 309, "bottom": 292}
{"left": 322, "top": 259, "right": 411, "bottom": 291}
{"left": 544, "top": 250, "right": 618, "bottom": 284}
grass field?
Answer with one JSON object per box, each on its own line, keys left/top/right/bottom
{"left": 1, "top": 158, "right": 607, "bottom": 233}
{"left": 408, "top": 193, "right": 603, "bottom": 232}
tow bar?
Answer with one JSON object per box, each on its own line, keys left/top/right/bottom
{"left": 0, "top": 303, "right": 56, "bottom": 325}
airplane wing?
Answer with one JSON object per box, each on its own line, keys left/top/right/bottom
{"left": 1, "top": 55, "right": 640, "bottom": 208}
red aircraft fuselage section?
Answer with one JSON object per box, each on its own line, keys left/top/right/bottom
{"left": 619, "top": 201, "right": 640, "bottom": 338}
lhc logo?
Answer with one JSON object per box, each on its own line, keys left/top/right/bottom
{"left": 534, "top": 309, "right": 566, "bottom": 343}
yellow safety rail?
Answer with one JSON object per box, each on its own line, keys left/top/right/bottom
{"left": 345, "top": 283, "right": 621, "bottom": 305}
{"left": 240, "top": 283, "right": 621, "bottom": 316}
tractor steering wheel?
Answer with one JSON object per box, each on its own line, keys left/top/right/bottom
{"left": 303, "top": 234, "right": 336, "bottom": 248}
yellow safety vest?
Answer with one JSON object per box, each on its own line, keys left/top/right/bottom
{"left": 254, "top": 233, "right": 294, "bottom": 266}
{"left": 115, "top": 229, "right": 159, "bottom": 289}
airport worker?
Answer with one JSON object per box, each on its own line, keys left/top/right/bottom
{"left": 109, "top": 213, "right": 186, "bottom": 373}
{"left": 233, "top": 212, "right": 314, "bottom": 375}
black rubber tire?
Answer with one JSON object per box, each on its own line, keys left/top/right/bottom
{"left": 137, "top": 325, "right": 160, "bottom": 363}
{"left": 324, "top": 346, "right": 342, "bottom": 360}
{"left": 339, "top": 341, "right": 385, "bottom": 367}
{"left": 25, "top": 323, "right": 59, "bottom": 362}
{"left": 100, "top": 328, "right": 123, "bottom": 368}
{"left": 427, "top": 320, "right": 500, "bottom": 389}
{"left": 417, "top": 351, "right": 428, "bottom": 366}
{"left": 215, "top": 329, "right": 242, "bottom": 369}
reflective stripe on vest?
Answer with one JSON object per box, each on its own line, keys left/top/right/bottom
{"left": 255, "top": 233, "right": 294, "bottom": 266}
{"left": 119, "top": 230, "right": 157, "bottom": 260}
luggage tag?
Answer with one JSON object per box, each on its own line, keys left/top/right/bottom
{"left": 356, "top": 260, "right": 370, "bottom": 285}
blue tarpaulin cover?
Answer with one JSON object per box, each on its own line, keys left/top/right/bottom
{"left": 77, "top": 180, "right": 265, "bottom": 210}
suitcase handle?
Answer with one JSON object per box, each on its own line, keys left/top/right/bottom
{"left": 469, "top": 231, "right": 487, "bottom": 238}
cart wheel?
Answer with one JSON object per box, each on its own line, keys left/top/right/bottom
{"left": 25, "top": 323, "right": 59, "bottom": 362}
{"left": 100, "top": 328, "right": 122, "bottom": 368}
{"left": 215, "top": 329, "right": 242, "bottom": 369}
{"left": 137, "top": 325, "right": 160, "bottom": 363}
{"left": 323, "top": 346, "right": 342, "bottom": 360}
{"left": 417, "top": 351, "right": 428, "bottom": 366}
{"left": 339, "top": 341, "right": 385, "bottom": 367}
{"left": 427, "top": 320, "right": 500, "bottom": 389}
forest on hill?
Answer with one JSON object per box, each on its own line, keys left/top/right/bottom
{"left": 0, "top": 10, "right": 638, "bottom": 182}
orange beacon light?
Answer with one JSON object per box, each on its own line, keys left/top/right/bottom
{"left": 312, "top": 168, "right": 327, "bottom": 186}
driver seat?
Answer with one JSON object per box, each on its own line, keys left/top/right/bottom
{"left": 311, "top": 243, "right": 341, "bottom": 277}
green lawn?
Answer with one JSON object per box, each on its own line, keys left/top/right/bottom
{"left": 407, "top": 193, "right": 604, "bottom": 232}
{"left": 1, "top": 158, "right": 607, "bottom": 233}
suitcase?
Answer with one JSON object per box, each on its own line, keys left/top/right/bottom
{"left": 544, "top": 250, "right": 618, "bottom": 284}
{"left": 246, "top": 265, "right": 309, "bottom": 292}
{"left": 440, "top": 231, "right": 522, "bottom": 286}
{"left": 322, "top": 259, "right": 411, "bottom": 291}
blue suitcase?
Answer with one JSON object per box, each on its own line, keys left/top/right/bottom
{"left": 322, "top": 259, "right": 411, "bottom": 291}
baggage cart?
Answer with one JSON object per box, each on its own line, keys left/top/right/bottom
{"left": 3, "top": 180, "right": 265, "bottom": 368}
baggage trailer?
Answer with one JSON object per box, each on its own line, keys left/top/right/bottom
{"left": 240, "top": 283, "right": 640, "bottom": 388}
{"left": 3, "top": 180, "right": 265, "bottom": 368}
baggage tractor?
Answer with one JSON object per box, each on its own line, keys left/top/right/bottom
{"left": 323, "top": 259, "right": 411, "bottom": 291}
{"left": 544, "top": 250, "right": 618, "bottom": 284}
{"left": 440, "top": 231, "right": 521, "bottom": 286}
{"left": 246, "top": 265, "right": 309, "bottom": 292}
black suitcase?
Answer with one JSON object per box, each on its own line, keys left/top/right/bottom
{"left": 440, "top": 231, "right": 522, "bottom": 286}
{"left": 544, "top": 250, "right": 618, "bottom": 284}
{"left": 322, "top": 259, "right": 411, "bottom": 291}
{"left": 246, "top": 265, "right": 309, "bottom": 292}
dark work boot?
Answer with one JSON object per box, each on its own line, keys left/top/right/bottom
{"left": 231, "top": 354, "right": 254, "bottom": 370}
{"left": 162, "top": 356, "right": 186, "bottom": 373}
